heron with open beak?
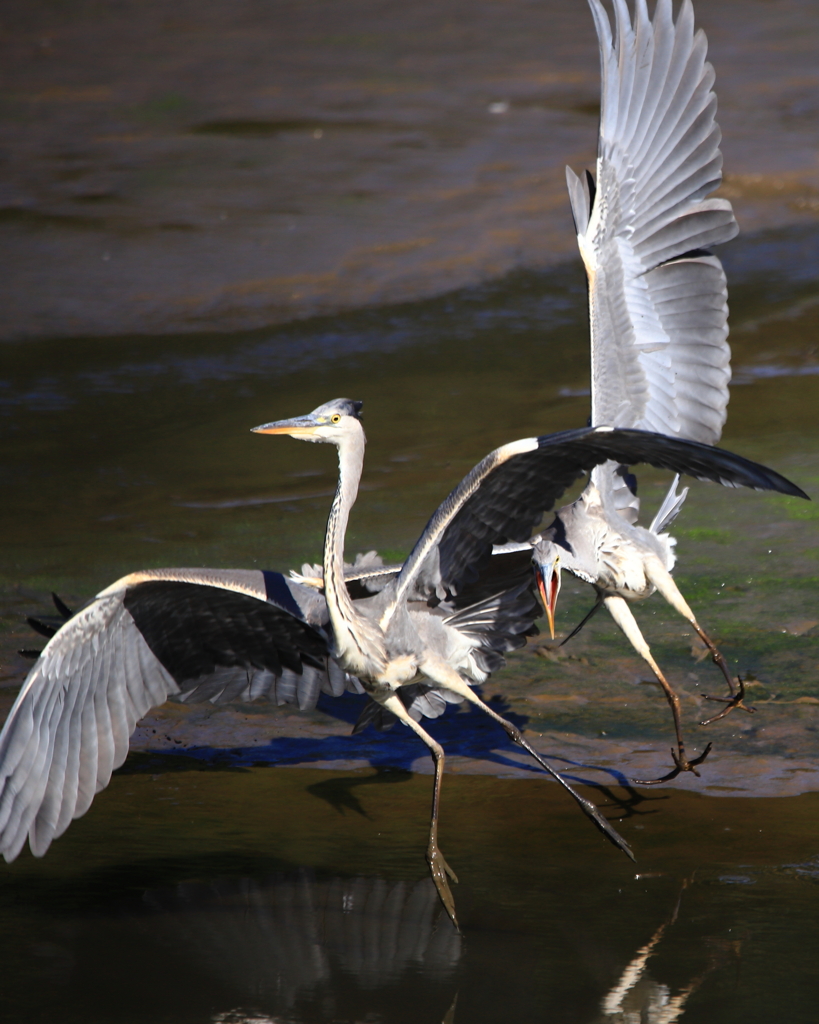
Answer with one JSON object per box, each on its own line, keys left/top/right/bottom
{"left": 528, "top": 0, "right": 764, "bottom": 783}
{"left": 1, "top": 395, "right": 807, "bottom": 926}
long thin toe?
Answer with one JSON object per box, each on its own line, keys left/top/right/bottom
{"left": 701, "top": 675, "right": 756, "bottom": 724}
{"left": 633, "top": 764, "right": 684, "bottom": 786}
{"left": 428, "top": 846, "right": 459, "bottom": 929}
{"left": 633, "top": 743, "right": 712, "bottom": 786}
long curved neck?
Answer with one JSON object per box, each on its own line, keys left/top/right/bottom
{"left": 323, "top": 426, "right": 366, "bottom": 653}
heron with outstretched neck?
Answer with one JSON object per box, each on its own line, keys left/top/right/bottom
{"left": 0, "top": 397, "right": 806, "bottom": 926}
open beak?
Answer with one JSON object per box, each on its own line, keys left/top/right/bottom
{"left": 535, "top": 560, "right": 561, "bottom": 640}
{"left": 251, "top": 415, "right": 320, "bottom": 440}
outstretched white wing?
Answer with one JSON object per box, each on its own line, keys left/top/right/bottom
{"left": 572, "top": 0, "right": 737, "bottom": 444}
{"left": 0, "top": 568, "right": 344, "bottom": 862}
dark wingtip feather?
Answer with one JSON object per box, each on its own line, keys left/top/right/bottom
{"left": 583, "top": 427, "right": 810, "bottom": 500}
{"left": 51, "top": 592, "right": 75, "bottom": 620}
{"left": 26, "top": 616, "right": 58, "bottom": 639}
{"left": 787, "top": 482, "right": 811, "bottom": 501}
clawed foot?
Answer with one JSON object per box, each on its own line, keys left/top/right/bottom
{"left": 701, "top": 675, "right": 756, "bottom": 725}
{"left": 632, "top": 742, "right": 712, "bottom": 786}
{"left": 427, "top": 843, "right": 460, "bottom": 929}
{"left": 504, "top": 724, "right": 634, "bottom": 861}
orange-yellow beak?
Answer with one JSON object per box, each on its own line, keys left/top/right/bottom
{"left": 535, "top": 560, "right": 561, "bottom": 640}
{"left": 251, "top": 415, "right": 321, "bottom": 440}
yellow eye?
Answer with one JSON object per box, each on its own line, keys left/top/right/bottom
{"left": 331, "top": 414, "right": 341, "bottom": 423}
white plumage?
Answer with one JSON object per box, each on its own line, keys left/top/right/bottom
{"left": 534, "top": 0, "right": 751, "bottom": 784}
{"left": 576, "top": 0, "right": 737, "bottom": 446}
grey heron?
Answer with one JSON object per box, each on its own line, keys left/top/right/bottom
{"left": 532, "top": 0, "right": 749, "bottom": 782}
{"left": 0, "top": 397, "right": 806, "bottom": 926}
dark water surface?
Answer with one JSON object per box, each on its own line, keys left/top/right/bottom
{"left": 2, "top": 769, "right": 819, "bottom": 1023}
{"left": 1, "top": 224, "right": 819, "bottom": 1021}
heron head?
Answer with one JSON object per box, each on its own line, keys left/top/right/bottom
{"left": 252, "top": 398, "right": 364, "bottom": 444}
{"left": 531, "top": 534, "right": 562, "bottom": 640}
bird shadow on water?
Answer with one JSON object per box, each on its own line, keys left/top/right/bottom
{"left": 306, "top": 767, "right": 414, "bottom": 817}
{"left": 124, "top": 690, "right": 659, "bottom": 819}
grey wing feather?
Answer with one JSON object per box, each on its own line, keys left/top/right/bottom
{"left": 355, "top": 684, "right": 463, "bottom": 733}
{"left": 290, "top": 550, "right": 401, "bottom": 595}
{"left": 649, "top": 474, "right": 689, "bottom": 534}
{"left": 176, "top": 660, "right": 363, "bottom": 710}
{"left": 393, "top": 427, "right": 806, "bottom": 604}
{"left": 0, "top": 568, "right": 343, "bottom": 862}
{"left": 442, "top": 580, "right": 539, "bottom": 672}
{"left": 566, "top": 166, "right": 592, "bottom": 232}
{"left": 0, "top": 596, "right": 180, "bottom": 861}
{"left": 581, "top": 0, "right": 737, "bottom": 444}
{"left": 606, "top": 463, "right": 640, "bottom": 524}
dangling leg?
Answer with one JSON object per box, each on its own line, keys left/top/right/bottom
{"left": 603, "top": 595, "right": 710, "bottom": 785}
{"left": 559, "top": 594, "right": 605, "bottom": 647}
{"left": 381, "top": 692, "right": 459, "bottom": 929}
{"left": 644, "top": 559, "right": 756, "bottom": 723}
{"left": 419, "top": 654, "right": 633, "bottom": 860}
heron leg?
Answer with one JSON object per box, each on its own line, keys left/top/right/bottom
{"left": 644, "top": 560, "right": 755, "bottom": 722}
{"left": 418, "top": 654, "right": 634, "bottom": 861}
{"left": 558, "top": 594, "right": 605, "bottom": 647}
{"left": 603, "top": 595, "right": 710, "bottom": 785}
{"left": 381, "top": 693, "right": 460, "bottom": 930}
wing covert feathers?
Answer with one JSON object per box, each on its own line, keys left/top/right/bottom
{"left": 0, "top": 596, "right": 179, "bottom": 861}
{"left": 395, "top": 427, "right": 806, "bottom": 603}
{"left": 0, "top": 571, "right": 334, "bottom": 862}
{"left": 580, "top": 0, "right": 738, "bottom": 443}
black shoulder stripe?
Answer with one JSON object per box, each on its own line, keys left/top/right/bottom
{"left": 123, "top": 580, "right": 328, "bottom": 686}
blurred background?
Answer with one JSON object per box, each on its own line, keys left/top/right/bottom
{"left": 1, "top": 0, "right": 818, "bottom": 338}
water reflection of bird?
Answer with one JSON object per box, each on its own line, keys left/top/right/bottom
{"left": 137, "top": 872, "right": 462, "bottom": 1018}
{"left": 0, "top": 397, "right": 805, "bottom": 927}
{"left": 594, "top": 876, "right": 738, "bottom": 1024}
{"left": 531, "top": 0, "right": 754, "bottom": 783}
